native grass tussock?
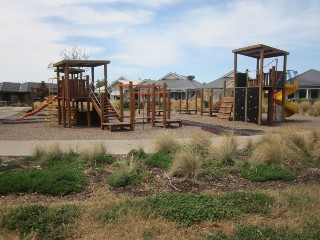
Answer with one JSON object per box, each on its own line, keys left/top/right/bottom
{"left": 298, "top": 100, "right": 320, "bottom": 117}
{"left": 167, "top": 148, "right": 202, "bottom": 179}
{"left": 154, "top": 131, "right": 180, "bottom": 152}
{"left": 211, "top": 132, "right": 238, "bottom": 166}
{"left": 249, "top": 129, "right": 320, "bottom": 168}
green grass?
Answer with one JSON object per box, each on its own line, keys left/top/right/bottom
{"left": 240, "top": 162, "right": 296, "bottom": 182}
{"left": 0, "top": 204, "right": 80, "bottom": 240}
{"left": 101, "top": 192, "right": 274, "bottom": 227}
{"left": 0, "top": 161, "right": 86, "bottom": 196}
{"left": 0, "top": 151, "right": 87, "bottom": 196}
{"left": 0, "top": 162, "right": 20, "bottom": 172}
{"left": 207, "top": 221, "right": 320, "bottom": 240}
{"left": 143, "top": 150, "right": 174, "bottom": 170}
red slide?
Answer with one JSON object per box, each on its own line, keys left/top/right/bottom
{"left": 20, "top": 96, "right": 58, "bottom": 119}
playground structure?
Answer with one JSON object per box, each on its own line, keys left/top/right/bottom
{"left": 232, "top": 44, "right": 298, "bottom": 126}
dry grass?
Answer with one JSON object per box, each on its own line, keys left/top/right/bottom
{"left": 249, "top": 129, "right": 320, "bottom": 168}
{"left": 309, "top": 101, "right": 320, "bottom": 117}
{"left": 80, "top": 142, "right": 106, "bottom": 167}
{"left": 212, "top": 133, "right": 238, "bottom": 165}
{"left": 249, "top": 134, "right": 285, "bottom": 165}
{"left": 167, "top": 148, "right": 202, "bottom": 179}
{"left": 154, "top": 131, "right": 180, "bottom": 152}
{"left": 189, "top": 130, "right": 212, "bottom": 158}
{"left": 261, "top": 184, "right": 320, "bottom": 231}
{"left": 298, "top": 101, "right": 312, "bottom": 115}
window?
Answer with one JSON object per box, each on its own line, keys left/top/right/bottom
{"left": 288, "top": 93, "right": 294, "bottom": 99}
{"left": 299, "top": 89, "right": 306, "bottom": 99}
{"left": 311, "top": 89, "right": 319, "bottom": 99}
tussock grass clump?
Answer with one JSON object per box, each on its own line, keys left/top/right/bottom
{"left": 249, "top": 134, "right": 286, "bottom": 165}
{"left": 212, "top": 133, "right": 238, "bottom": 166}
{"left": 107, "top": 158, "right": 142, "bottom": 187}
{"left": 189, "top": 130, "right": 212, "bottom": 158}
{"left": 81, "top": 143, "right": 115, "bottom": 168}
{"left": 154, "top": 131, "right": 180, "bottom": 153}
{"left": 167, "top": 148, "right": 201, "bottom": 179}
{"left": 298, "top": 101, "right": 311, "bottom": 115}
{"left": 282, "top": 129, "right": 311, "bottom": 158}
{"left": 0, "top": 204, "right": 80, "bottom": 240}
{"left": 309, "top": 101, "right": 320, "bottom": 117}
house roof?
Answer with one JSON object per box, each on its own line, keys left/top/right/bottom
{"left": 204, "top": 71, "right": 234, "bottom": 88}
{"left": 156, "top": 72, "right": 203, "bottom": 91}
{"left": 287, "top": 69, "right": 320, "bottom": 87}
{"left": 0, "top": 82, "right": 21, "bottom": 92}
{"left": 233, "top": 44, "right": 289, "bottom": 59}
{"left": 0, "top": 82, "right": 57, "bottom": 93}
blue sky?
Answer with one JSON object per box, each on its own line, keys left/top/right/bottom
{"left": 1, "top": 0, "right": 319, "bottom": 83}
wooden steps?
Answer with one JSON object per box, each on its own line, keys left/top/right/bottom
{"left": 102, "top": 122, "right": 133, "bottom": 131}
{"left": 153, "top": 119, "right": 182, "bottom": 128}
{"left": 217, "top": 97, "right": 233, "bottom": 119}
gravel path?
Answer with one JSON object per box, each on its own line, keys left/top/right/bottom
{"left": 0, "top": 109, "right": 319, "bottom": 141}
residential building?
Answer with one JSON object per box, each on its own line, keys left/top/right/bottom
{"left": 287, "top": 69, "right": 320, "bottom": 99}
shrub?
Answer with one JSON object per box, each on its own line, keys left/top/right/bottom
{"left": 144, "top": 150, "right": 174, "bottom": 170}
{"left": 189, "top": 130, "right": 212, "bottom": 158}
{"left": 241, "top": 162, "right": 296, "bottom": 182}
{"left": 154, "top": 131, "right": 180, "bottom": 152}
{"left": 167, "top": 149, "right": 202, "bottom": 179}
{"left": 107, "top": 159, "right": 142, "bottom": 187}
{"left": 1, "top": 204, "right": 80, "bottom": 240}
{"left": 213, "top": 133, "right": 238, "bottom": 166}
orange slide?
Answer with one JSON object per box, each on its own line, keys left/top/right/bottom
{"left": 274, "top": 81, "right": 298, "bottom": 117}
{"left": 20, "top": 96, "right": 58, "bottom": 119}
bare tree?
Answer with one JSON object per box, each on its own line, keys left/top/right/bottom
{"left": 60, "top": 46, "right": 89, "bottom": 60}
{"left": 47, "top": 46, "right": 89, "bottom": 69}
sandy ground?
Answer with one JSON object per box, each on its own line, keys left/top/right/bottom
{"left": 0, "top": 107, "right": 319, "bottom": 141}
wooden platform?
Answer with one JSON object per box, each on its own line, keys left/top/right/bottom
{"left": 152, "top": 119, "right": 182, "bottom": 128}
{"left": 135, "top": 116, "right": 152, "bottom": 123}
{"left": 102, "top": 122, "right": 133, "bottom": 131}
{"left": 179, "top": 109, "right": 197, "bottom": 114}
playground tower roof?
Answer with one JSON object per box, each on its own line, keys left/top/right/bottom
{"left": 53, "top": 60, "right": 110, "bottom": 68}
{"left": 232, "top": 44, "right": 289, "bottom": 58}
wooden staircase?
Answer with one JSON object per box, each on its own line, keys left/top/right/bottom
{"left": 217, "top": 97, "right": 233, "bottom": 119}
{"left": 90, "top": 92, "right": 133, "bottom": 131}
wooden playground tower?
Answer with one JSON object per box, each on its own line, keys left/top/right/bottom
{"left": 232, "top": 44, "right": 289, "bottom": 126}
{"left": 53, "top": 60, "right": 114, "bottom": 128}
{"left": 53, "top": 59, "right": 181, "bottom": 130}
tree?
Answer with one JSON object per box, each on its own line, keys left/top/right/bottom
{"left": 59, "top": 46, "right": 89, "bottom": 60}
{"left": 36, "top": 81, "right": 48, "bottom": 101}
{"left": 47, "top": 46, "right": 89, "bottom": 69}
{"left": 95, "top": 79, "right": 104, "bottom": 88}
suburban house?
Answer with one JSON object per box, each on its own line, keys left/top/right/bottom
{"left": 0, "top": 82, "right": 57, "bottom": 103}
{"left": 204, "top": 71, "right": 234, "bottom": 100}
{"left": 155, "top": 72, "right": 203, "bottom": 100}
{"left": 287, "top": 69, "right": 320, "bottom": 99}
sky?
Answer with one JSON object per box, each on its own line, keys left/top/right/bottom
{"left": 1, "top": 0, "right": 320, "bottom": 84}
